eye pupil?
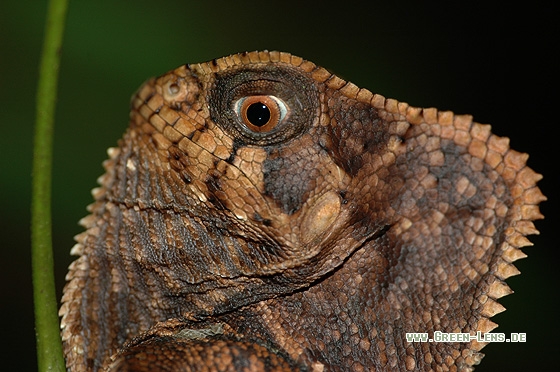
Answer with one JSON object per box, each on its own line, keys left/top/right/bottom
{"left": 246, "top": 102, "right": 271, "bottom": 127}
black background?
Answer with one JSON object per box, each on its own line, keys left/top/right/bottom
{"left": 1, "top": 1, "right": 557, "bottom": 370}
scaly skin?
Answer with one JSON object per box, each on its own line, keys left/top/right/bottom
{"left": 60, "top": 51, "right": 545, "bottom": 371}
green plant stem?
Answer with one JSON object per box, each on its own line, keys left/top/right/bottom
{"left": 32, "top": 0, "right": 69, "bottom": 371}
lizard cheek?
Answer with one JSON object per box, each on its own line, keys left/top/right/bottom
{"left": 300, "top": 191, "right": 342, "bottom": 245}
{"left": 235, "top": 95, "right": 288, "bottom": 133}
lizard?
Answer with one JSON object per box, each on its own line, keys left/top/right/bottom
{"left": 59, "top": 51, "right": 545, "bottom": 371}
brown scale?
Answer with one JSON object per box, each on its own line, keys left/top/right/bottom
{"left": 59, "top": 51, "right": 545, "bottom": 371}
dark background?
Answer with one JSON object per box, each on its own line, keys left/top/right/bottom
{"left": 1, "top": 1, "right": 557, "bottom": 370}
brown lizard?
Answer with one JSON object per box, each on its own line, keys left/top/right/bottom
{"left": 59, "top": 51, "right": 545, "bottom": 371}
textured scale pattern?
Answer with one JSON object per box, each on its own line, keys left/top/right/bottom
{"left": 60, "top": 51, "right": 545, "bottom": 371}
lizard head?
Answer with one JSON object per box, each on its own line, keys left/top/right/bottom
{"left": 61, "top": 51, "right": 544, "bottom": 371}
{"left": 96, "top": 50, "right": 543, "bottom": 319}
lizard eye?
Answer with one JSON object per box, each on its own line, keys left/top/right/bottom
{"left": 210, "top": 66, "right": 318, "bottom": 145}
{"left": 235, "top": 95, "right": 287, "bottom": 133}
